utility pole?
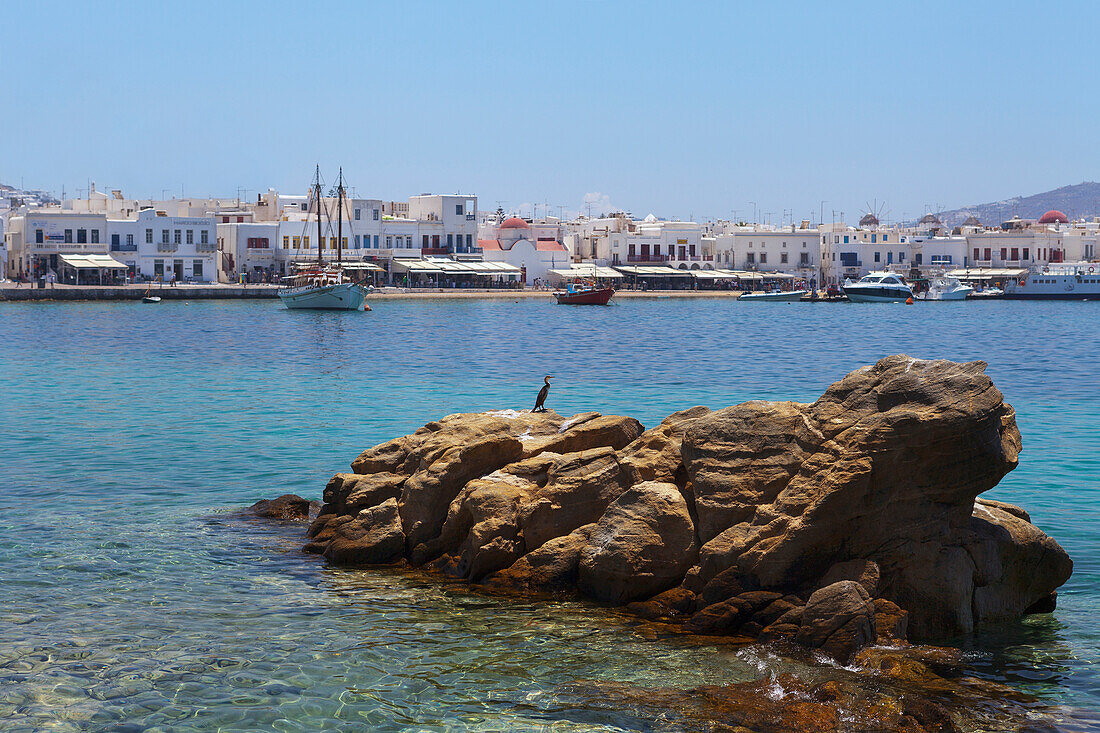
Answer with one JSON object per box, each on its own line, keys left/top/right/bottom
{"left": 749, "top": 202, "right": 757, "bottom": 225}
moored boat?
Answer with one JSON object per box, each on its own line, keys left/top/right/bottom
{"left": 1004, "top": 263, "right": 1100, "bottom": 300}
{"left": 553, "top": 282, "right": 615, "bottom": 305}
{"left": 915, "top": 275, "right": 972, "bottom": 301}
{"left": 738, "top": 289, "right": 809, "bottom": 302}
{"left": 842, "top": 271, "right": 913, "bottom": 303}
{"left": 279, "top": 167, "right": 370, "bottom": 312}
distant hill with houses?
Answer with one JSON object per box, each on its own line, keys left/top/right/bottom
{"left": 932, "top": 182, "right": 1100, "bottom": 227}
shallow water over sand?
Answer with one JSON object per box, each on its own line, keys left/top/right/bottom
{"left": 1, "top": 297, "right": 1097, "bottom": 730}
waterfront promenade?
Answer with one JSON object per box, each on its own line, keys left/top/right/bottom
{"left": 0, "top": 282, "right": 746, "bottom": 301}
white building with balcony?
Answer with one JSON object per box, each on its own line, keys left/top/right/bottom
{"left": 407, "top": 194, "right": 478, "bottom": 254}
{"left": 107, "top": 209, "right": 217, "bottom": 282}
{"left": 715, "top": 227, "right": 820, "bottom": 279}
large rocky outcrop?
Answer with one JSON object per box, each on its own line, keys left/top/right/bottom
{"left": 294, "top": 356, "right": 1072, "bottom": 657}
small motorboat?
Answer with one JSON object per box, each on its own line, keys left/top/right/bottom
{"left": 842, "top": 271, "right": 913, "bottom": 303}
{"left": 916, "top": 275, "right": 973, "bottom": 301}
{"left": 142, "top": 295, "right": 162, "bottom": 303}
{"left": 738, "top": 289, "right": 809, "bottom": 302}
{"left": 553, "top": 281, "right": 615, "bottom": 305}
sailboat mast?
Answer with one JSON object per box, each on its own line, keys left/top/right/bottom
{"left": 336, "top": 167, "right": 344, "bottom": 265}
{"left": 315, "top": 165, "right": 323, "bottom": 267}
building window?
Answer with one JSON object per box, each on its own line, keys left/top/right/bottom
{"left": 355, "top": 209, "right": 361, "bottom": 220}
{"left": 759, "top": 253, "right": 767, "bottom": 264}
{"left": 781, "top": 252, "right": 788, "bottom": 264}
{"left": 35, "top": 229, "right": 43, "bottom": 243}
{"left": 373, "top": 209, "right": 379, "bottom": 220}
{"left": 653, "top": 245, "right": 661, "bottom": 256}
{"left": 293, "top": 236, "right": 301, "bottom": 248}
{"left": 185, "top": 230, "right": 192, "bottom": 245}
{"left": 154, "top": 260, "right": 164, "bottom": 277}
{"left": 628, "top": 244, "right": 636, "bottom": 256}
{"left": 373, "top": 235, "right": 379, "bottom": 248}
{"left": 456, "top": 203, "right": 464, "bottom": 215}
{"left": 423, "top": 235, "right": 429, "bottom": 248}
{"left": 800, "top": 252, "right": 809, "bottom": 265}
{"left": 64, "top": 229, "right": 73, "bottom": 243}
{"left": 303, "top": 236, "right": 310, "bottom": 248}
{"left": 355, "top": 235, "right": 360, "bottom": 248}
{"left": 146, "top": 229, "right": 153, "bottom": 243}
{"left": 91, "top": 229, "right": 100, "bottom": 244}
{"left": 1000, "top": 248, "right": 1007, "bottom": 261}
{"left": 898, "top": 252, "right": 905, "bottom": 263}
{"left": 1010, "top": 247, "right": 1019, "bottom": 261}
{"left": 973, "top": 248, "right": 980, "bottom": 261}
{"left": 466, "top": 234, "right": 472, "bottom": 249}
{"left": 112, "top": 234, "right": 120, "bottom": 247}
{"left": 1023, "top": 247, "right": 1030, "bottom": 260}
{"left": 874, "top": 252, "right": 880, "bottom": 262}
{"left": 386, "top": 236, "right": 392, "bottom": 247}
{"left": 883, "top": 235, "right": 889, "bottom": 242}
{"left": 201, "top": 230, "right": 209, "bottom": 244}
{"left": 746, "top": 252, "right": 755, "bottom": 264}
{"left": 77, "top": 229, "right": 87, "bottom": 243}
{"left": 193, "top": 260, "right": 203, "bottom": 278}
{"left": 173, "top": 230, "right": 181, "bottom": 245}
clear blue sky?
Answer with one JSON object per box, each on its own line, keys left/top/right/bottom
{"left": 4, "top": 1, "right": 1099, "bottom": 223}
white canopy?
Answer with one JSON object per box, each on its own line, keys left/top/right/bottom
{"left": 614, "top": 265, "right": 692, "bottom": 278}
{"left": 391, "top": 259, "right": 521, "bottom": 275}
{"left": 548, "top": 265, "right": 623, "bottom": 279}
{"left": 59, "top": 254, "right": 129, "bottom": 269}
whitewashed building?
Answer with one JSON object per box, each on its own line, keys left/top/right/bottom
{"left": 478, "top": 217, "right": 570, "bottom": 284}
{"left": 107, "top": 208, "right": 218, "bottom": 282}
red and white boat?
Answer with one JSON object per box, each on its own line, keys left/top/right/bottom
{"left": 553, "top": 281, "right": 615, "bottom": 305}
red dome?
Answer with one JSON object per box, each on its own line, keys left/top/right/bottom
{"left": 1038, "top": 210, "right": 1068, "bottom": 224}
{"left": 500, "top": 217, "right": 530, "bottom": 229}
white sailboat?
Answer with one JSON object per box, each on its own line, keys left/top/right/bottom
{"left": 278, "top": 167, "right": 370, "bottom": 312}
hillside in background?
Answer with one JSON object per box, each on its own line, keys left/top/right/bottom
{"left": 933, "top": 182, "right": 1100, "bottom": 227}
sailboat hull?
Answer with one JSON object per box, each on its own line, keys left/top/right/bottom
{"left": 279, "top": 282, "right": 368, "bottom": 311}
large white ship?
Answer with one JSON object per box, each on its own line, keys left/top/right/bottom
{"left": 1004, "top": 263, "right": 1100, "bottom": 300}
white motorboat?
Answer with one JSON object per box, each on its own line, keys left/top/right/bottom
{"left": 738, "top": 289, "right": 809, "bottom": 302}
{"left": 279, "top": 166, "right": 371, "bottom": 312}
{"left": 842, "top": 271, "right": 913, "bottom": 303}
{"left": 916, "top": 275, "right": 972, "bottom": 301}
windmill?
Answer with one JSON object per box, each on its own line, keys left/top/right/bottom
{"left": 859, "top": 200, "right": 887, "bottom": 229}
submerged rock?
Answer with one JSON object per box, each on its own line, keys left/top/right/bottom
{"left": 247, "top": 494, "right": 319, "bottom": 520}
{"left": 292, "top": 356, "right": 1072, "bottom": 654}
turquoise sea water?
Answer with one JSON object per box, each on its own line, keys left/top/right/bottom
{"left": 0, "top": 297, "right": 1097, "bottom": 731}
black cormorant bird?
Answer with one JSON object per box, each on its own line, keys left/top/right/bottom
{"left": 532, "top": 375, "right": 553, "bottom": 412}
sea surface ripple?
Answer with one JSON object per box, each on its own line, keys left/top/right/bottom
{"left": 0, "top": 297, "right": 1096, "bottom": 731}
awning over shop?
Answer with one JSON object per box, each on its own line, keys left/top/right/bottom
{"left": 390, "top": 258, "right": 521, "bottom": 275}
{"left": 59, "top": 254, "right": 129, "bottom": 269}
{"left": 339, "top": 262, "right": 384, "bottom": 271}
{"left": 688, "top": 269, "right": 797, "bottom": 280}
{"left": 614, "top": 266, "right": 692, "bottom": 277}
{"left": 548, "top": 265, "right": 624, "bottom": 279}
{"left": 290, "top": 261, "right": 384, "bottom": 271}
{"left": 947, "top": 268, "right": 1028, "bottom": 279}
{"left": 689, "top": 268, "right": 741, "bottom": 279}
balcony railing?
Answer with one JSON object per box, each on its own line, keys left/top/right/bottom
{"left": 422, "top": 247, "right": 450, "bottom": 255}
{"left": 626, "top": 254, "right": 670, "bottom": 263}
{"left": 111, "top": 244, "right": 138, "bottom": 252}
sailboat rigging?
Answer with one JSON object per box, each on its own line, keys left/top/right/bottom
{"left": 278, "top": 166, "right": 370, "bottom": 311}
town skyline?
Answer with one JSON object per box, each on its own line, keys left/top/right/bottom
{"left": 6, "top": 1, "right": 1100, "bottom": 223}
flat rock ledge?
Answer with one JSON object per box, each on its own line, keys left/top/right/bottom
{"left": 285, "top": 356, "right": 1071, "bottom": 667}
